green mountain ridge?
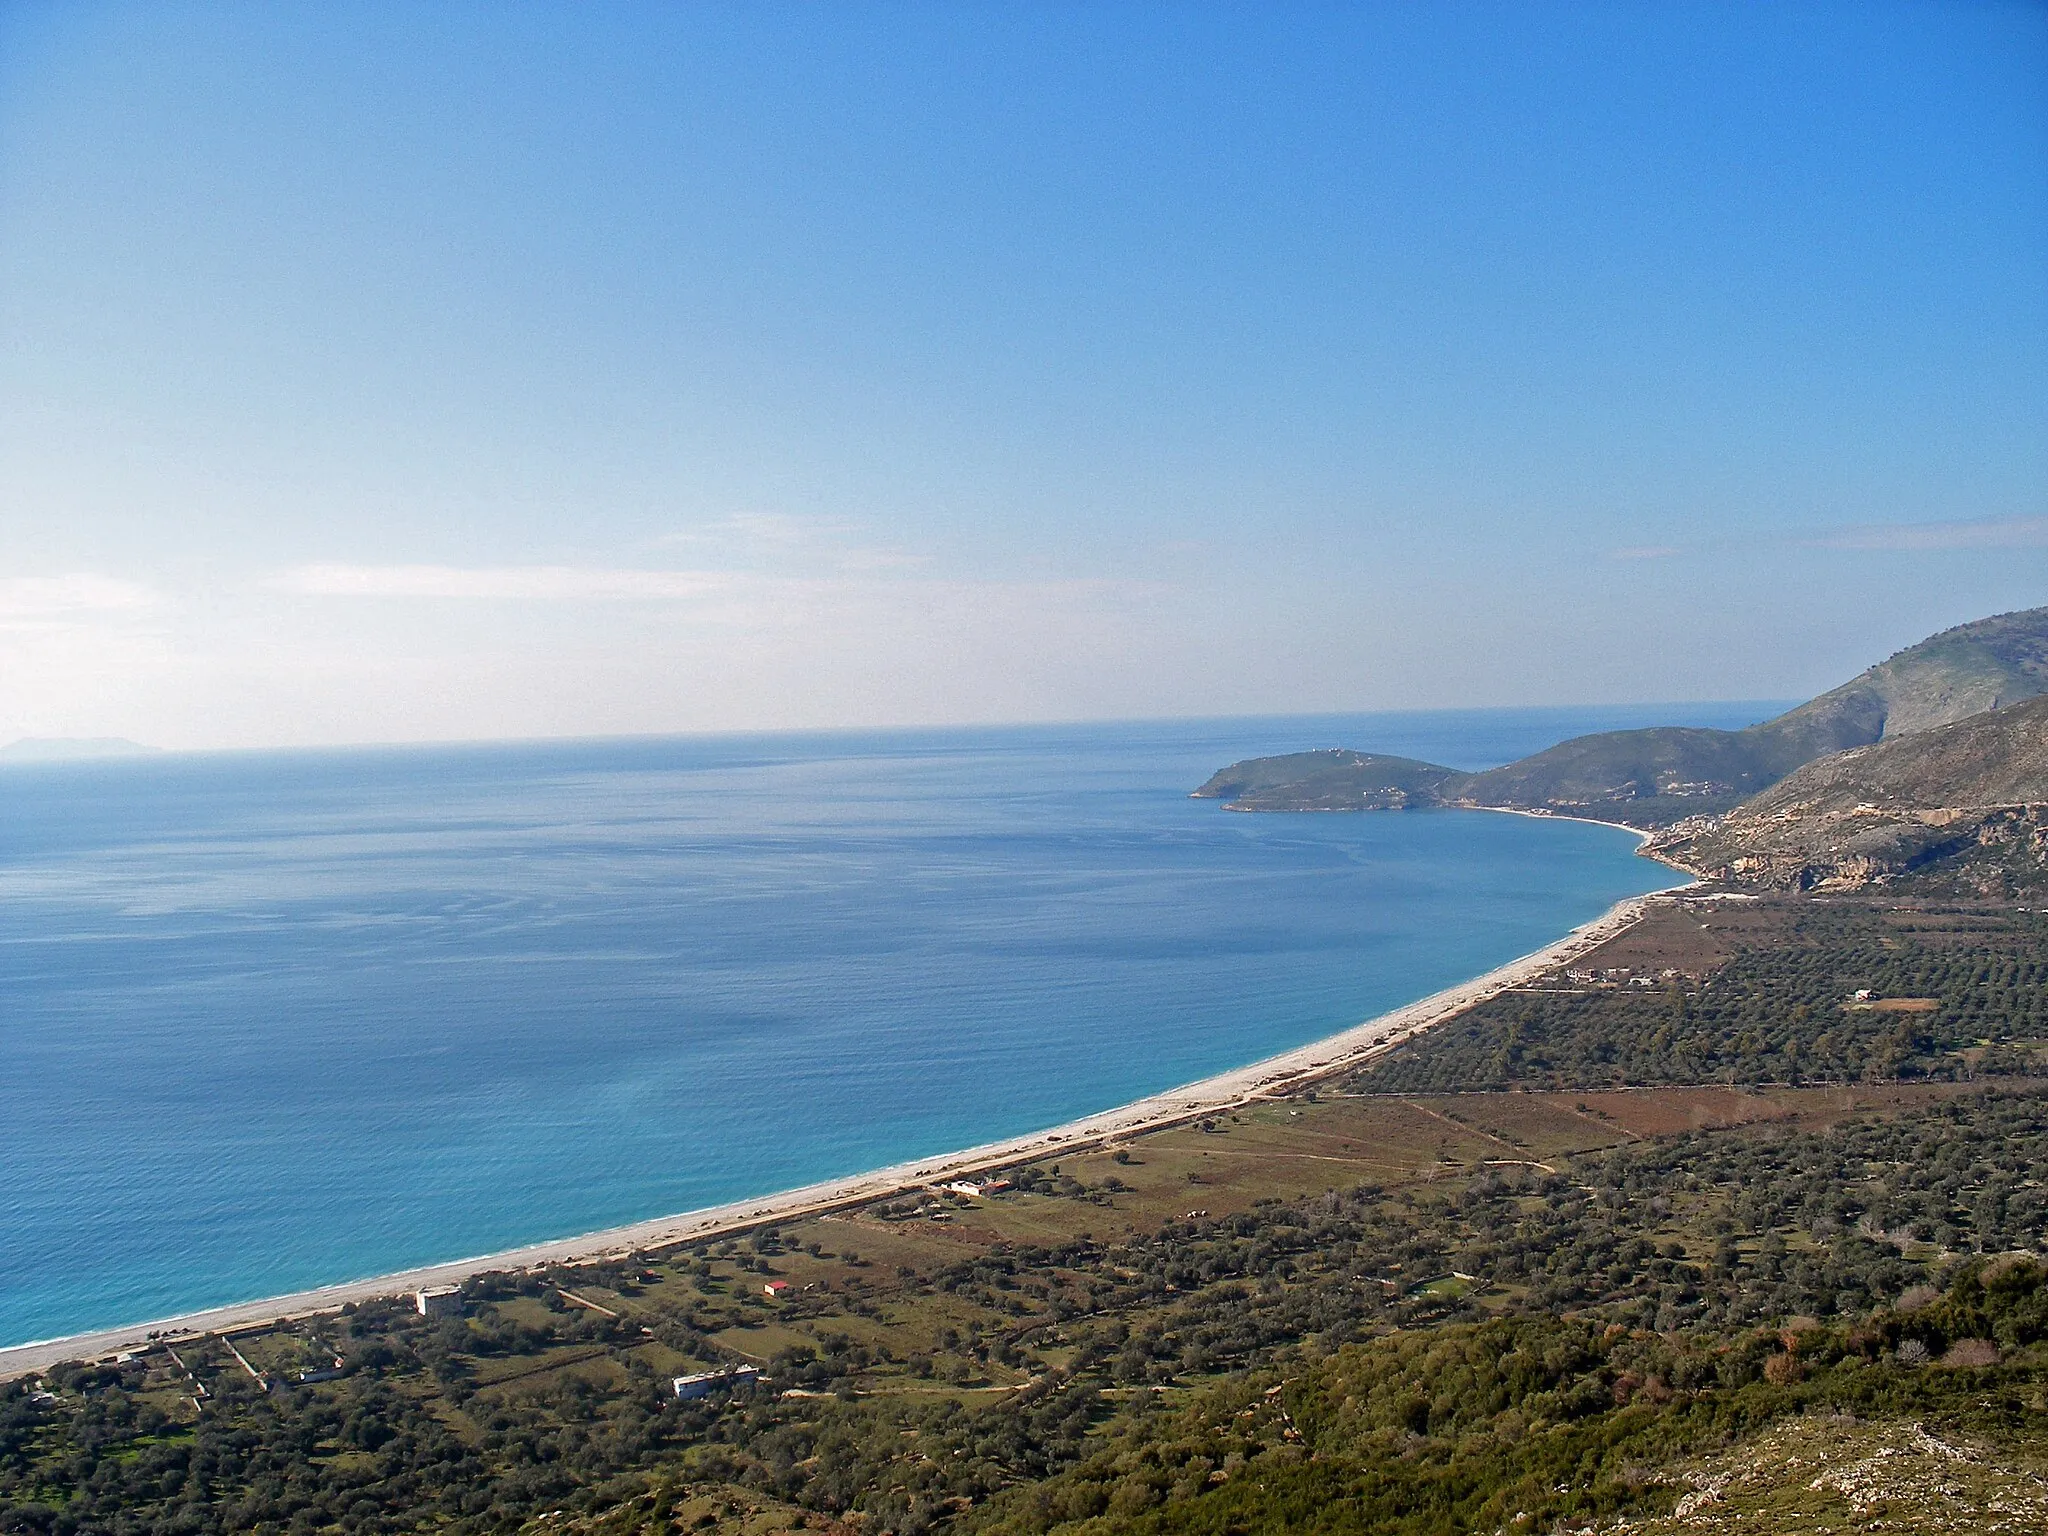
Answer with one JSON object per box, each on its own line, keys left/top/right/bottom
{"left": 1195, "top": 606, "right": 2048, "bottom": 827}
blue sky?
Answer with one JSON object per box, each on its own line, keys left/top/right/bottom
{"left": 0, "top": 1, "right": 2043, "bottom": 747}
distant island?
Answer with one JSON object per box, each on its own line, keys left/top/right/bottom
{"left": 1197, "top": 605, "right": 2048, "bottom": 894}
{"left": 0, "top": 737, "right": 157, "bottom": 762}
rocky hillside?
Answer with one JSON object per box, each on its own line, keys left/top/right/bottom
{"left": 1195, "top": 606, "right": 2048, "bottom": 825}
{"left": 1645, "top": 692, "right": 2048, "bottom": 892}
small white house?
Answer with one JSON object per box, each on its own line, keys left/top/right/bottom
{"left": 941, "top": 1177, "right": 1012, "bottom": 1198}
{"left": 673, "top": 1365, "right": 761, "bottom": 1401}
{"left": 415, "top": 1285, "right": 463, "bottom": 1319}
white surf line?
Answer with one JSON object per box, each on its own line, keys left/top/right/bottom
{"left": 0, "top": 885, "right": 1678, "bottom": 1380}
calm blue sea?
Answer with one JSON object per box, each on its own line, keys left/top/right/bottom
{"left": 0, "top": 704, "right": 1781, "bottom": 1347}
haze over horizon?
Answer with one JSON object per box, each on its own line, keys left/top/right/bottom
{"left": 1, "top": 1, "right": 2044, "bottom": 750}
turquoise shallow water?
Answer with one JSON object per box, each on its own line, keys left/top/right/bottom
{"left": 0, "top": 707, "right": 1774, "bottom": 1347}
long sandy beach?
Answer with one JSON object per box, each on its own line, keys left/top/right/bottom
{"left": 0, "top": 884, "right": 1672, "bottom": 1380}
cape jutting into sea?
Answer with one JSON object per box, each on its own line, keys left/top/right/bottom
{"left": 0, "top": 704, "right": 1778, "bottom": 1349}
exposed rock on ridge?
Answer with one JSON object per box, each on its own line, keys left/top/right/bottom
{"left": 1644, "top": 692, "right": 2048, "bottom": 892}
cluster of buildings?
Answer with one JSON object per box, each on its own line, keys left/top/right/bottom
{"left": 1562, "top": 966, "right": 1687, "bottom": 989}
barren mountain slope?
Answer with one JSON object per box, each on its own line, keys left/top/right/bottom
{"left": 1646, "top": 693, "right": 2048, "bottom": 891}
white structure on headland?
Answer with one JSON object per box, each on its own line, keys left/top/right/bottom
{"left": 415, "top": 1285, "right": 464, "bottom": 1319}
{"left": 673, "top": 1365, "right": 760, "bottom": 1401}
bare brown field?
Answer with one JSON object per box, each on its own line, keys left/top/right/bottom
{"left": 1563, "top": 898, "right": 1738, "bottom": 975}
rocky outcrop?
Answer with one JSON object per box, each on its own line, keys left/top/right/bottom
{"left": 1643, "top": 693, "right": 2048, "bottom": 891}
{"left": 1647, "top": 803, "right": 2048, "bottom": 890}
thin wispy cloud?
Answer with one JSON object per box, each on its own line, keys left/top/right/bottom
{"left": 264, "top": 564, "right": 1157, "bottom": 637}
{"left": 1800, "top": 514, "right": 2048, "bottom": 552}
{"left": 0, "top": 574, "right": 157, "bottom": 619}
{"left": 1609, "top": 545, "right": 1682, "bottom": 562}
{"left": 272, "top": 564, "right": 741, "bottom": 601}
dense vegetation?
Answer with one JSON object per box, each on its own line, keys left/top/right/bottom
{"left": 1353, "top": 904, "right": 2048, "bottom": 1092}
{"left": 10, "top": 1079, "right": 2048, "bottom": 1536}
{"left": 969, "top": 1260, "right": 2048, "bottom": 1536}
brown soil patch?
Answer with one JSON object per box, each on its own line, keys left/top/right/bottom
{"left": 1566, "top": 900, "right": 1736, "bottom": 976}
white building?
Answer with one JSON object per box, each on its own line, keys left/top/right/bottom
{"left": 415, "top": 1285, "right": 463, "bottom": 1319}
{"left": 673, "top": 1365, "right": 761, "bottom": 1401}
{"left": 941, "top": 1177, "right": 1012, "bottom": 1198}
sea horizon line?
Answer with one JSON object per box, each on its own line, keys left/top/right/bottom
{"left": 0, "top": 699, "right": 1799, "bottom": 765}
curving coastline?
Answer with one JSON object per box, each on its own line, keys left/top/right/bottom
{"left": 0, "top": 873, "right": 1679, "bottom": 1381}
